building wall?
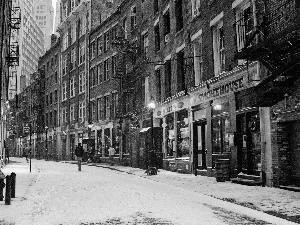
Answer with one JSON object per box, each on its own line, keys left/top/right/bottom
{"left": 34, "top": 0, "right": 54, "bottom": 51}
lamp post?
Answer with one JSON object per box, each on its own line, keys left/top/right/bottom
{"left": 29, "top": 123, "right": 32, "bottom": 172}
{"left": 45, "top": 126, "right": 48, "bottom": 160}
{"left": 147, "top": 97, "right": 156, "bottom": 168}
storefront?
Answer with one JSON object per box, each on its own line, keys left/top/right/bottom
{"left": 155, "top": 96, "right": 191, "bottom": 173}
{"left": 191, "top": 62, "right": 260, "bottom": 177}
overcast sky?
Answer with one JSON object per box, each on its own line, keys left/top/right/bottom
{"left": 52, "top": 0, "right": 56, "bottom": 33}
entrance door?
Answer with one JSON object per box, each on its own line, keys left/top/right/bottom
{"left": 193, "top": 121, "right": 207, "bottom": 170}
{"left": 289, "top": 121, "right": 300, "bottom": 186}
{"left": 237, "top": 112, "right": 261, "bottom": 175}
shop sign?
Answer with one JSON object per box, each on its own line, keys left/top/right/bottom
{"left": 161, "top": 100, "right": 188, "bottom": 117}
{"left": 197, "top": 77, "right": 243, "bottom": 102}
{"left": 192, "top": 62, "right": 258, "bottom": 105}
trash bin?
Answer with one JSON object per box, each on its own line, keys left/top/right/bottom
{"left": 215, "top": 159, "right": 230, "bottom": 182}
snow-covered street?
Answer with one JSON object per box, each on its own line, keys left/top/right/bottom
{"left": 0, "top": 158, "right": 299, "bottom": 225}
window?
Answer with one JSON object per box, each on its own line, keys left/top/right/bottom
{"left": 97, "top": 35, "right": 103, "bottom": 55}
{"left": 70, "top": 25, "right": 76, "bottom": 44}
{"left": 62, "top": 82, "right": 67, "bottom": 101}
{"left": 55, "top": 54, "right": 58, "bottom": 66}
{"left": 91, "top": 41, "right": 96, "bottom": 59}
{"left": 46, "top": 95, "right": 48, "bottom": 106}
{"left": 71, "top": 0, "right": 76, "bottom": 11}
{"left": 63, "top": 2, "right": 68, "bottom": 19}
{"left": 104, "top": 95, "right": 110, "bottom": 119}
{"left": 79, "top": 43, "right": 85, "bottom": 65}
{"left": 54, "top": 90, "right": 58, "bottom": 102}
{"left": 90, "top": 67, "right": 96, "bottom": 87}
{"left": 98, "top": 63, "right": 103, "bottom": 83}
{"left": 191, "top": 0, "right": 201, "bottom": 17}
{"left": 79, "top": 71, "right": 85, "bottom": 93}
{"left": 175, "top": 0, "right": 183, "bottom": 31}
{"left": 212, "top": 102, "right": 230, "bottom": 154}
{"left": 54, "top": 71, "right": 58, "bottom": 83}
{"left": 165, "top": 60, "right": 172, "bottom": 99}
{"left": 130, "top": 6, "right": 137, "bottom": 31}
{"left": 212, "top": 19, "right": 225, "bottom": 76}
{"left": 70, "top": 49, "right": 76, "bottom": 70}
{"left": 111, "top": 55, "right": 117, "bottom": 78}
{"left": 177, "top": 50, "right": 185, "bottom": 92}
{"left": 62, "top": 55, "right": 67, "bottom": 75}
{"left": 154, "top": 24, "right": 160, "bottom": 52}
{"left": 70, "top": 104, "right": 75, "bottom": 121}
{"left": 122, "top": 17, "right": 127, "bottom": 39}
{"left": 97, "top": 97, "right": 103, "bottom": 120}
{"left": 111, "top": 25, "right": 118, "bottom": 42}
{"left": 62, "top": 107, "right": 67, "bottom": 123}
{"left": 193, "top": 33, "right": 203, "bottom": 86}
{"left": 235, "top": 1, "right": 254, "bottom": 52}
{"left": 111, "top": 92, "right": 118, "bottom": 118}
{"left": 163, "top": 10, "right": 170, "bottom": 38}
{"left": 53, "top": 110, "right": 57, "bottom": 126}
{"left": 104, "top": 59, "right": 109, "bottom": 81}
{"left": 70, "top": 77, "right": 75, "bottom": 97}
{"left": 62, "top": 32, "right": 68, "bottom": 51}
{"left": 50, "top": 92, "right": 53, "bottom": 105}
{"left": 154, "top": 0, "right": 159, "bottom": 14}
{"left": 103, "top": 31, "right": 110, "bottom": 52}
{"left": 79, "top": 16, "right": 86, "bottom": 36}
{"left": 79, "top": 101, "right": 86, "bottom": 122}
{"left": 155, "top": 69, "right": 162, "bottom": 102}
{"left": 142, "top": 32, "right": 149, "bottom": 58}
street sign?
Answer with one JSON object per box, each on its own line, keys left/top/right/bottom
{"left": 23, "top": 124, "right": 30, "bottom": 133}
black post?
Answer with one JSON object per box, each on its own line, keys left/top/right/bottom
{"left": 5, "top": 175, "right": 11, "bottom": 205}
{"left": 45, "top": 128, "right": 48, "bottom": 160}
{"left": 29, "top": 124, "right": 32, "bottom": 172}
{"left": 150, "top": 111, "right": 154, "bottom": 167}
{"left": 10, "top": 172, "right": 16, "bottom": 198}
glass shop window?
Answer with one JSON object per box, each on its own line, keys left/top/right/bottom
{"left": 212, "top": 102, "right": 230, "bottom": 154}
{"left": 177, "top": 109, "right": 190, "bottom": 158}
{"left": 165, "top": 113, "right": 175, "bottom": 157}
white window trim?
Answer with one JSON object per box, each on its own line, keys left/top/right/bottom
{"left": 191, "top": 29, "right": 202, "bottom": 42}
{"left": 176, "top": 43, "right": 185, "bottom": 53}
{"left": 210, "top": 12, "right": 224, "bottom": 27}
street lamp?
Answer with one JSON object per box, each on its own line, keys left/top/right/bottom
{"left": 45, "top": 126, "right": 48, "bottom": 160}
{"left": 147, "top": 97, "right": 156, "bottom": 168}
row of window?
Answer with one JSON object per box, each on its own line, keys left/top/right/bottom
{"left": 45, "top": 110, "right": 57, "bottom": 128}
{"left": 45, "top": 90, "right": 58, "bottom": 106}
{"left": 43, "top": 54, "right": 59, "bottom": 73}
{"left": 61, "top": 72, "right": 85, "bottom": 102}
{"left": 62, "top": 17, "right": 86, "bottom": 51}
{"left": 60, "top": 92, "right": 118, "bottom": 124}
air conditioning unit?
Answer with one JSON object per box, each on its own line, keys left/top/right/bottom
{"left": 165, "top": 34, "right": 170, "bottom": 43}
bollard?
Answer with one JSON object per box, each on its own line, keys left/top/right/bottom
{"left": 11, "top": 172, "right": 16, "bottom": 198}
{"left": 5, "top": 175, "right": 11, "bottom": 205}
{"left": 0, "top": 178, "right": 5, "bottom": 201}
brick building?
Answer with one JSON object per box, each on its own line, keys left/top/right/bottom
{"left": 38, "top": 34, "right": 60, "bottom": 160}
{"left": 88, "top": 0, "right": 157, "bottom": 167}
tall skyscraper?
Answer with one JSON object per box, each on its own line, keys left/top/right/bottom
{"left": 8, "top": 0, "right": 45, "bottom": 99}
{"left": 54, "top": 0, "right": 61, "bottom": 34}
{"left": 34, "top": 0, "right": 54, "bottom": 51}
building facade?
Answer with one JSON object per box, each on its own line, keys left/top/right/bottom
{"left": 8, "top": 0, "right": 44, "bottom": 100}
{"left": 0, "top": 0, "right": 13, "bottom": 163}
{"left": 34, "top": 0, "right": 54, "bottom": 51}
{"left": 38, "top": 35, "right": 60, "bottom": 160}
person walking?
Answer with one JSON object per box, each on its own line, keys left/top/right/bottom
{"left": 75, "top": 143, "right": 84, "bottom": 171}
{"left": 108, "top": 145, "right": 115, "bottom": 166}
{"left": 24, "top": 145, "right": 30, "bottom": 163}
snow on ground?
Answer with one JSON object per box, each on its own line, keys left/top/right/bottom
{"left": 0, "top": 158, "right": 299, "bottom": 225}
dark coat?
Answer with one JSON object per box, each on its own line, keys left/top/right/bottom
{"left": 75, "top": 145, "right": 84, "bottom": 157}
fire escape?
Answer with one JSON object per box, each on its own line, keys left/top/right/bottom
{"left": 7, "top": 7, "right": 21, "bottom": 67}
{"left": 235, "top": 0, "right": 300, "bottom": 106}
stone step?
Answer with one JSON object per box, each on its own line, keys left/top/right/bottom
{"left": 231, "top": 178, "right": 262, "bottom": 186}
{"left": 279, "top": 185, "right": 300, "bottom": 192}
{"left": 237, "top": 173, "right": 261, "bottom": 181}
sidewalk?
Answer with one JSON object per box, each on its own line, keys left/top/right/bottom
{"left": 65, "top": 160, "right": 300, "bottom": 224}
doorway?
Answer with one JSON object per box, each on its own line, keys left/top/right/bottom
{"left": 193, "top": 121, "right": 207, "bottom": 170}
{"left": 236, "top": 111, "right": 261, "bottom": 175}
